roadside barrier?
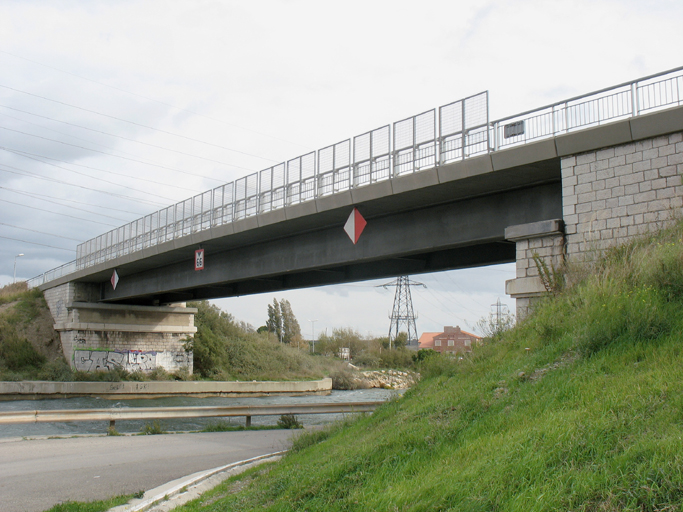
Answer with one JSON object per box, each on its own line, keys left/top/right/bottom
{"left": 0, "top": 401, "right": 383, "bottom": 431}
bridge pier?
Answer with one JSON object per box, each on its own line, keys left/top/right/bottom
{"left": 43, "top": 282, "right": 196, "bottom": 374}
{"left": 505, "top": 220, "right": 565, "bottom": 319}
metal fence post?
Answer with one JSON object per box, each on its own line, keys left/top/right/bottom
{"left": 631, "top": 82, "right": 639, "bottom": 116}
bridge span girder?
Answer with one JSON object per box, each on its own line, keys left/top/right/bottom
{"left": 98, "top": 180, "right": 561, "bottom": 305}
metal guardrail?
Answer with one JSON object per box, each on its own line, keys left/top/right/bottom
{"left": 0, "top": 401, "right": 382, "bottom": 430}
{"left": 27, "top": 66, "right": 683, "bottom": 289}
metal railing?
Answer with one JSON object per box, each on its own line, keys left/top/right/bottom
{"left": 27, "top": 66, "right": 683, "bottom": 289}
{"left": 0, "top": 401, "right": 382, "bottom": 431}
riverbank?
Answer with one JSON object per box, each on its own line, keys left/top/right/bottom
{"left": 0, "top": 378, "right": 332, "bottom": 401}
{"left": 355, "top": 369, "right": 417, "bottom": 389}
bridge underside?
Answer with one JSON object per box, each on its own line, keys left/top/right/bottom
{"left": 89, "top": 172, "right": 561, "bottom": 305}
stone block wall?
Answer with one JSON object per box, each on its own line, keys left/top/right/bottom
{"left": 505, "top": 220, "right": 565, "bottom": 319}
{"left": 514, "top": 234, "right": 565, "bottom": 281}
{"left": 562, "top": 131, "right": 683, "bottom": 258}
{"left": 44, "top": 282, "right": 196, "bottom": 374}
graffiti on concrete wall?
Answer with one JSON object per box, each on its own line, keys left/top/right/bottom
{"left": 74, "top": 350, "right": 157, "bottom": 372}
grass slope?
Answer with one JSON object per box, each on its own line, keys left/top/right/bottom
{"left": 174, "top": 223, "right": 683, "bottom": 511}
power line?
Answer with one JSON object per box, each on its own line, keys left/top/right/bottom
{"left": 0, "top": 49, "right": 311, "bottom": 152}
{"left": 2, "top": 146, "right": 195, "bottom": 200}
{"left": 11, "top": 187, "right": 149, "bottom": 216}
{"left": 0, "top": 222, "right": 82, "bottom": 242}
{"left": 0, "top": 125, "right": 227, "bottom": 184}
{"left": 0, "top": 186, "right": 130, "bottom": 222}
{"left": 0, "top": 106, "right": 260, "bottom": 172}
{"left": 0, "top": 82, "right": 282, "bottom": 165}
{"left": 0, "top": 198, "right": 117, "bottom": 227}
{"left": 0, "top": 161, "right": 170, "bottom": 208}
{"left": 0, "top": 234, "right": 74, "bottom": 252}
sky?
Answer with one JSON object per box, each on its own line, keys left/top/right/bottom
{"left": 0, "top": 0, "right": 682, "bottom": 338}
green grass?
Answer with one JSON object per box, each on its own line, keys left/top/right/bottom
{"left": 200, "top": 421, "right": 282, "bottom": 433}
{"left": 41, "top": 494, "right": 132, "bottom": 512}
{"left": 168, "top": 222, "right": 683, "bottom": 511}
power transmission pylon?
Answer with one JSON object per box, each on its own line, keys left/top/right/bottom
{"left": 378, "top": 276, "right": 426, "bottom": 349}
{"left": 490, "top": 298, "right": 510, "bottom": 333}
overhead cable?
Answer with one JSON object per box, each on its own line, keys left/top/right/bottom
{"left": 0, "top": 163, "right": 167, "bottom": 209}
{"left": 0, "top": 125, "right": 226, "bottom": 184}
{"left": 0, "top": 234, "right": 75, "bottom": 252}
{"left": 2, "top": 146, "right": 198, "bottom": 198}
{"left": 0, "top": 83, "right": 282, "bottom": 165}
{"left": 0, "top": 222, "right": 82, "bottom": 242}
{"left": 0, "top": 106, "right": 259, "bottom": 172}
{"left": 0, "top": 49, "right": 311, "bottom": 151}
{"left": 0, "top": 197, "right": 118, "bottom": 227}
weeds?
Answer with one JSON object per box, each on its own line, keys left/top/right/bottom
{"left": 202, "top": 420, "right": 235, "bottom": 432}
{"left": 140, "top": 420, "right": 167, "bottom": 435}
{"left": 277, "top": 414, "right": 303, "bottom": 429}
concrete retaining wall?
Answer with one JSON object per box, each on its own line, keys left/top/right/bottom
{"left": 0, "top": 378, "right": 333, "bottom": 400}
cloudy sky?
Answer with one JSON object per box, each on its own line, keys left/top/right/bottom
{"left": 1, "top": 0, "right": 681, "bottom": 338}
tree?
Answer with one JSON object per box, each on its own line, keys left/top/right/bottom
{"left": 280, "top": 299, "right": 301, "bottom": 345}
{"left": 393, "top": 331, "right": 408, "bottom": 349}
{"left": 315, "top": 327, "right": 366, "bottom": 358}
{"left": 266, "top": 298, "right": 301, "bottom": 344}
{"left": 266, "top": 299, "right": 283, "bottom": 342}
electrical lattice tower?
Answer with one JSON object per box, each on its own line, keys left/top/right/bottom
{"left": 381, "top": 276, "right": 425, "bottom": 348}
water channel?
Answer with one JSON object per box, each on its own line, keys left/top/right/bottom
{"left": 0, "top": 388, "right": 399, "bottom": 439}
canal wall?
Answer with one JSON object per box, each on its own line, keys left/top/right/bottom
{"left": 0, "top": 378, "right": 332, "bottom": 400}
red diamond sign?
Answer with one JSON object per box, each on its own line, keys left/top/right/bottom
{"left": 344, "top": 207, "right": 367, "bottom": 244}
{"left": 111, "top": 269, "right": 119, "bottom": 290}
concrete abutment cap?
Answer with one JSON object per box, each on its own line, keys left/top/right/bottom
{"left": 505, "top": 219, "right": 565, "bottom": 242}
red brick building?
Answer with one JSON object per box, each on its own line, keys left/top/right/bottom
{"left": 418, "top": 326, "right": 481, "bottom": 355}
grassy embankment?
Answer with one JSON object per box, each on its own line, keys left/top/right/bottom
{"left": 163, "top": 222, "right": 683, "bottom": 511}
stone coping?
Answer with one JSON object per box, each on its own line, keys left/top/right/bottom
{"left": 0, "top": 378, "right": 332, "bottom": 401}
{"left": 69, "top": 302, "right": 198, "bottom": 314}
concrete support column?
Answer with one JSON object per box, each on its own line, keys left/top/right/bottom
{"left": 505, "top": 219, "right": 565, "bottom": 319}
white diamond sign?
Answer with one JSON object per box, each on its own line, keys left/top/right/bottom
{"left": 344, "top": 207, "right": 367, "bottom": 244}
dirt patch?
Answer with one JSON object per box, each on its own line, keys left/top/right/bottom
{"left": 0, "top": 296, "right": 64, "bottom": 364}
{"left": 14, "top": 305, "right": 62, "bottom": 362}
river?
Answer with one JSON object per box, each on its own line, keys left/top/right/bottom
{"left": 0, "top": 388, "right": 399, "bottom": 438}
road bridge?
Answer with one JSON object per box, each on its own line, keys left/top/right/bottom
{"left": 30, "top": 67, "right": 683, "bottom": 374}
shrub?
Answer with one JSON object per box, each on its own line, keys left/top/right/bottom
{"left": 38, "top": 360, "right": 74, "bottom": 381}
{"left": 0, "top": 334, "right": 46, "bottom": 371}
{"left": 412, "top": 348, "right": 438, "bottom": 363}
{"left": 353, "top": 352, "right": 380, "bottom": 368}
{"left": 140, "top": 420, "right": 167, "bottom": 435}
{"left": 378, "top": 348, "right": 414, "bottom": 369}
{"left": 417, "top": 352, "right": 456, "bottom": 379}
{"left": 330, "top": 369, "right": 358, "bottom": 390}
{"left": 277, "top": 414, "right": 303, "bottom": 429}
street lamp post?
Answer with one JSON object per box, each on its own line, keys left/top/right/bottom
{"left": 309, "top": 319, "right": 318, "bottom": 353}
{"left": 13, "top": 253, "right": 24, "bottom": 284}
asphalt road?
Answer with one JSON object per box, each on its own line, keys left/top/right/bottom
{"left": 0, "top": 430, "right": 295, "bottom": 512}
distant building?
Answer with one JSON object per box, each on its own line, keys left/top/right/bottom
{"left": 418, "top": 326, "right": 481, "bottom": 355}
{"left": 417, "top": 332, "right": 441, "bottom": 350}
